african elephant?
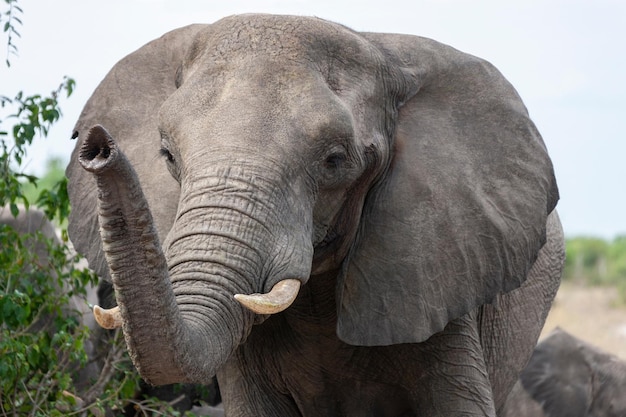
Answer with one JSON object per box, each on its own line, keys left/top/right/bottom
{"left": 66, "top": 14, "right": 564, "bottom": 416}
{"left": 502, "top": 328, "right": 626, "bottom": 417}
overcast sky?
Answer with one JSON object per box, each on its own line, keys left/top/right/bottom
{"left": 1, "top": 0, "right": 624, "bottom": 238}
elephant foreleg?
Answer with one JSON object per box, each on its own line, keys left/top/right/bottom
{"left": 409, "top": 311, "right": 496, "bottom": 417}
{"left": 479, "top": 210, "right": 564, "bottom": 412}
{"left": 217, "top": 352, "right": 303, "bottom": 417}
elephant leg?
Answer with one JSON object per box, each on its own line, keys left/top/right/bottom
{"left": 408, "top": 311, "right": 496, "bottom": 417}
{"left": 479, "top": 210, "right": 564, "bottom": 412}
{"left": 217, "top": 352, "right": 302, "bottom": 417}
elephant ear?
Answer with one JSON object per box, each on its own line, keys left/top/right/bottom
{"left": 337, "top": 33, "right": 559, "bottom": 346}
{"left": 66, "top": 25, "right": 205, "bottom": 281}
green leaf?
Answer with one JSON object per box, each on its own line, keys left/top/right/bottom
{"left": 9, "top": 202, "right": 18, "bottom": 217}
{"left": 64, "top": 77, "right": 75, "bottom": 97}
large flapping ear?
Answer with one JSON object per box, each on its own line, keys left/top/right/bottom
{"left": 337, "top": 33, "right": 559, "bottom": 346}
{"left": 66, "top": 25, "right": 205, "bottom": 281}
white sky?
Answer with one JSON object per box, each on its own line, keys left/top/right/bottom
{"left": 1, "top": 0, "right": 624, "bottom": 238}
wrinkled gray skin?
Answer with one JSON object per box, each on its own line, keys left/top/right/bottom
{"left": 66, "top": 14, "right": 564, "bottom": 416}
{"left": 502, "top": 328, "right": 626, "bottom": 417}
{"left": 0, "top": 206, "right": 100, "bottom": 391}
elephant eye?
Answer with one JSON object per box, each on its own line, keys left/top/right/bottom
{"left": 159, "top": 147, "right": 175, "bottom": 164}
{"left": 324, "top": 152, "right": 347, "bottom": 170}
{"left": 323, "top": 144, "right": 350, "bottom": 172}
{"left": 318, "top": 145, "right": 355, "bottom": 189}
{"left": 159, "top": 147, "right": 181, "bottom": 183}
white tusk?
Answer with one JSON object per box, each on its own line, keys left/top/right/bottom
{"left": 93, "top": 305, "right": 123, "bottom": 329}
{"left": 234, "top": 279, "right": 301, "bottom": 315}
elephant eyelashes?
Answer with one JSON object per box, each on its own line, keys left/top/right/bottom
{"left": 159, "top": 147, "right": 175, "bottom": 164}
{"left": 159, "top": 147, "right": 181, "bottom": 182}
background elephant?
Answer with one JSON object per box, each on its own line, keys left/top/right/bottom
{"left": 502, "top": 328, "right": 626, "bottom": 417}
{"left": 66, "top": 14, "right": 564, "bottom": 416}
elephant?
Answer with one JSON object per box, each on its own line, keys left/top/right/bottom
{"left": 501, "top": 328, "right": 626, "bottom": 417}
{"left": 65, "top": 14, "right": 564, "bottom": 416}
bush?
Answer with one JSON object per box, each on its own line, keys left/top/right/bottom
{"left": 0, "top": 220, "right": 97, "bottom": 415}
{"left": 564, "top": 236, "right": 626, "bottom": 304}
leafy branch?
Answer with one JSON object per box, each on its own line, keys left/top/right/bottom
{"left": 1, "top": 0, "right": 22, "bottom": 67}
{"left": 0, "top": 76, "right": 75, "bottom": 219}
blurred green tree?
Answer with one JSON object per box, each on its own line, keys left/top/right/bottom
{"left": 564, "top": 236, "right": 626, "bottom": 303}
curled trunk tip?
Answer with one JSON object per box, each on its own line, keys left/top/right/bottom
{"left": 78, "top": 125, "right": 118, "bottom": 172}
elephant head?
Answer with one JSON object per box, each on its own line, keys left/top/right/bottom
{"left": 66, "top": 14, "right": 558, "bottom": 385}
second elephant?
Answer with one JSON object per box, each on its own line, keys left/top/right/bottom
{"left": 503, "top": 328, "right": 626, "bottom": 417}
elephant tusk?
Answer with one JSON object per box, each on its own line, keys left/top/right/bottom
{"left": 234, "top": 279, "right": 301, "bottom": 315}
{"left": 93, "top": 305, "right": 123, "bottom": 329}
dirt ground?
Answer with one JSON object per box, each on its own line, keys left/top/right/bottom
{"left": 540, "top": 281, "right": 626, "bottom": 359}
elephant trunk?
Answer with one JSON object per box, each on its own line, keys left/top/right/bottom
{"left": 78, "top": 125, "right": 250, "bottom": 384}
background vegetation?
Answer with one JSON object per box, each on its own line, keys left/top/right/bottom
{"left": 0, "top": 1, "right": 206, "bottom": 415}
{"left": 564, "top": 236, "right": 626, "bottom": 303}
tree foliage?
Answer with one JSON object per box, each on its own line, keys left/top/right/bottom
{"left": 564, "top": 236, "right": 626, "bottom": 303}
{"left": 1, "top": 0, "right": 21, "bottom": 67}
{"left": 0, "top": 221, "right": 97, "bottom": 416}
{"left": 1, "top": 76, "right": 75, "bottom": 219}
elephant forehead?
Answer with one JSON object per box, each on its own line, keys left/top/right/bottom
{"left": 193, "top": 14, "right": 374, "bottom": 63}
{"left": 162, "top": 56, "right": 363, "bottom": 141}
{"left": 168, "top": 15, "right": 387, "bottom": 117}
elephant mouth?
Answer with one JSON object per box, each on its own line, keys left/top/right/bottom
{"left": 312, "top": 228, "right": 343, "bottom": 269}
{"left": 315, "top": 228, "right": 338, "bottom": 250}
